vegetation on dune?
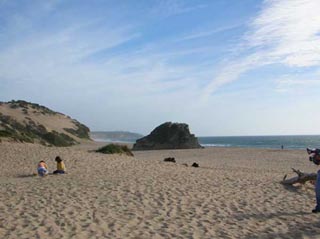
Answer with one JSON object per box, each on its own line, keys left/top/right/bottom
{"left": 8, "top": 100, "right": 57, "bottom": 115}
{"left": 0, "top": 114, "right": 36, "bottom": 143}
{"left": 0, "top": 130, "right": 13, "bottom": 137}
{"left": 0, "top": 114, "right": 77, "bottom": 146}
{"left": 64, "top": 120, "right": 90, "bottom": 139}
{"left": 0, "top": 112, "right": 77, "bottom": 146}
{"left": 0, "top": 100, "right": 91, "bottom": 146}
{"left": 42, "top": 131, "right": 77, "bottom": 147}
{"left": 96, "top": 144, "right": 134, "bottom": 156}
{"left": 0, "top": 129, "right": 34, "bottom": 143}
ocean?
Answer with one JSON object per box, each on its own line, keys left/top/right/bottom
{"left": 198, "top": 135, "right": 320, "bottom": 150}
{"left": 93, "top": 134, "right": 320, "bottom": 150}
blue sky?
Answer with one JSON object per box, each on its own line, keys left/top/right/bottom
{"left": 0, "top": 0, "right": 320, "bottom": 136}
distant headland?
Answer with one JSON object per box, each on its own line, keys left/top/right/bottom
{"left": 90, "top": 131, "right": 144, "bottom": 143}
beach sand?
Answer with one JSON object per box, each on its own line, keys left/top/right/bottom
{"left": 1, "top": 142, "right": 320, "bottom": 239}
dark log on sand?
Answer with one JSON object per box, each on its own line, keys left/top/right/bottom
{"left": 281, "top": 168, "right": 317, "bottom": 185}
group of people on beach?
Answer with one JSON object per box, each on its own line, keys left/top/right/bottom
{"left": 34, "top": 148, "right": 320, "bottom": 215}
{"left": 37, "top": 156, "right": 66, "bottom": 176}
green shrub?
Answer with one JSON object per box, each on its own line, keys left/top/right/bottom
{"left": 22, "top": 108, "right": 28, "bottom": 115}
{"left": 0, "top": 130, "right": 13, "bottom": 137}
{"left": 42, "top": 131, "right": 77, "bottom": 147}
{"left": 64, "top": 121, "right": 90, "bottom": 139}
{"left": 9, "top": 100, "right": 57, "bottom": 115}
{"left": 0, "top": 130, "right": 34, "bottom": 143}
{"left": 96, "top": 144, "right": 133, "bottom": 156}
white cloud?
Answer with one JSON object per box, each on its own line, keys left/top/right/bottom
{"left": 0, "top": 4, "right": 206, "bottom": 108}
{"left": 202, "top": 53, "right": 263, "bottom": 101}
{"left": 248, "top": 0, "right": 320, "bottom": 67}
{"left": 2, "top": 0, "right": 320, "bottom": 135}
{"left": 203, "top": 0, "right": 320, "bottom": 98}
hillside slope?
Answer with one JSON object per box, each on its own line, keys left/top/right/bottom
{"left": 0, "top": 100, "right": 91, "bottom": 146}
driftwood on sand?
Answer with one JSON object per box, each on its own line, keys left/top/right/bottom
{"left": 281, "top": 168, "right": 317, "bottom": 185}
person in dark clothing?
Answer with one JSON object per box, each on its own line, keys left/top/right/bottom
{"left": 53, "top": 156, "right": 66, "bottom": 174}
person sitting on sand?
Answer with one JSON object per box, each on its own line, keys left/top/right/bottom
{"left": 53, "top": 156, "right": 66, "bottom": 174}
{"left": 37, "top": 160, "right": 48, "bottom": 176}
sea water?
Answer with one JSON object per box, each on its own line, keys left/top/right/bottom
{"left": 198, "top": 135, "right": 320, "bottom": 150}
{"left": 92, "top": 134, "right": 320, "bottom": 150}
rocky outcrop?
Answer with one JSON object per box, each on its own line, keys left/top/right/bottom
{"left": 191, "top": 162, "right": 199, "bottom": 167}
{"left": 132, "top": 122, "right": 201, "bottom": 150}
{"left": 163, "top": 157, "right": 176, "bottom": 163}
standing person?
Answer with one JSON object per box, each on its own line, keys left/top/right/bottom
{"left": 313, "top": 154, "right": 320, "bottom": 213}
{"left": 307, "top": 148, "right": 320, "bottom": 213}
{"left": 53, "top": 156, "right": 66, "bottom": 174}
{"left": 37, "top": 160, "right": 48, "bottom": 176}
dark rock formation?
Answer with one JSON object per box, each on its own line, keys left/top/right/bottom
{"left": 132, "top": 122, "right": 201, "bottom": 150}
{"left": 163, "top": 157, "right": 176, "bottom": 163}
{"left": 191, "top": 162, "right": 199, "bottom": 167}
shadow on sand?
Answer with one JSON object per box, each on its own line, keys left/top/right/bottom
{"left": 16, "top": 173, "right": 38, "bottom": 178}
{"left": 237, "top": 210, "right": 320, "bottom": 239}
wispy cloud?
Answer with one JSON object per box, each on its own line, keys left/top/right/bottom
{"left": 149, "top": 0, "right": 206, "bottom": 18}
{"left": 0, "top": 1, "right": 209, "bottom": 105}
{"left": 175, "top": 23, "right": 241, "bottom": 42}
{"left": 2, "top": 0, "right": 319, "bottom": 135}
{"left": 203, "top": 0, "right": 320, "bottom": 99}
{"left": 275, "top": 71, "right": 320, "bottom": 92}
{"left": 247, "top": 0, "right": 320, "bottom": 67}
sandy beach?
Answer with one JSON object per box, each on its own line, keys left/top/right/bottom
{"left": 1, "top": 142, "right": 320, "bottom": 239}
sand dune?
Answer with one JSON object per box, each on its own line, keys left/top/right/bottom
{"left": 1, "top": 142, "right": 320, "bottom": 238}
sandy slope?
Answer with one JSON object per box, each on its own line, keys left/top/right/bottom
{"left": 1, "top": 142, "right": 320, "bottom": 239}
{"left": 0, "top": 102, "right": 90, "bottom": 144}
{"left": 0, "top": 103, "right": 76, "bottom": 132}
